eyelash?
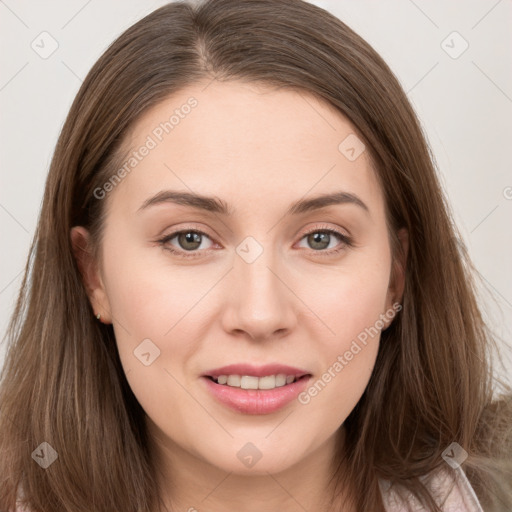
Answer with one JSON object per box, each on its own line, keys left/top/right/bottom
{"left": 156, "top": 224, "right": 353, "bottom": 260}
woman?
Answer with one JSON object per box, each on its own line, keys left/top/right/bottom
{"left": 1, "top": 0, "right": 511, "bottom": 510}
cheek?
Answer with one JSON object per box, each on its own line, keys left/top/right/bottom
{"left": 308, "top": 251, "right": 391, "bottom": 349}
{"left": 101, "top": 247, "right": 202, "bottom": 429}
{"left": 100, "top": 234, "right": 220, "bottom": 411}
{"left": 100, "top": 233, "right": 183, "bottom": 369}
{"left": 298, "top": 249, "right": 391, "bottom": 410}
{"left": 102, "top": 229, "right": 203, "bottom": 334}
{"left": 296, "top": 296, "right": 384, "bottom": 432}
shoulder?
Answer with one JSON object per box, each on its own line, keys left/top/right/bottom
{"left": 379, "top": 465, "right": 484, "bottom": 511}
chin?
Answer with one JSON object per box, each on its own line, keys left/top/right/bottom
{"left": 199, "top": 440, "right": 305, "bottom": 477}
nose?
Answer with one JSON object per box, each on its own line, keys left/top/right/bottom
{"left": 221, "top": 243, "right": 297, "bottom": 342}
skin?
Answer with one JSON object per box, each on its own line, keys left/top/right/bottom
{"left": 71, "top": 79, "right": 408, "bottom": 512}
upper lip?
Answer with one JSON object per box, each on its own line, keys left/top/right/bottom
{"left": 204, "top": 363, "right": 311, "bottom": 379}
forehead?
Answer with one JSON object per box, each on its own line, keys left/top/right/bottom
{"left": 108, "top": 79, "right": 384, "bottom": 217}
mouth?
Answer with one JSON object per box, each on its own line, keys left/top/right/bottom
{"left": 201, "top": 363, "right": 312, "bottom": 415}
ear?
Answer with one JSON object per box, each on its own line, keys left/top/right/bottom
{"left": 384, "top": 227, "right": 408, "bottom": 327}
{"left": 70, "top": 226, "right": 112, "bottom": 324}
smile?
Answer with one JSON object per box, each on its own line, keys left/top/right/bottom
{"left": 202, "top": 374, "right": 312, "bottom": 415}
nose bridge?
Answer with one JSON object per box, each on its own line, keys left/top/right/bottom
{"left": 224, "top": 234, "right": 295, "bottom": 338}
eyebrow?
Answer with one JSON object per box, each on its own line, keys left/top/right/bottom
{"left": 137, "top": 189, "right": 370, "bottom": 216}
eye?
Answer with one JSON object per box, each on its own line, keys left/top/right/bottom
{"left": 157, "top": 229, "right": 214, "bottom": 259}
{"left": 296, "top": 225, "right": 353, "bottom": 256}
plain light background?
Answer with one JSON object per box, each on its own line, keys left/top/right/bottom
{"left": 1, "top": 0, "right": 511, "bottom": 385}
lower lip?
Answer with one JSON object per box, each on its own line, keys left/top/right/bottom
{"left": 201, "top": 375, "right": 311, "bottom": 415}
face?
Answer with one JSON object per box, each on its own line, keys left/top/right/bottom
{"left": 72, "top": 80, "right": 406, "bottom": 480}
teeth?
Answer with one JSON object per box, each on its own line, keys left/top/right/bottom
{"left": 227, "top": 375, "right": 241, "bottom": 387}
{"left": 241, "top": 376, "right": 259, "bottom": 389}
{"left": 212, "top": 373, "right": 299, "bottom": 390}
{"left": 259, "top": 375, "right": 281, "bottom": 389}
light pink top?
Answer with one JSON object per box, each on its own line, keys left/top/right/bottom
{"left": 15, "top": 466, "right": 483, "bottom": 511}
{"left": 380, "top": 465, "right": 483, "bottom": 511}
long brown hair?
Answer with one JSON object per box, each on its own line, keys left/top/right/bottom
{"left": 1, "top": 0, "right": 511, "bottom": 510}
